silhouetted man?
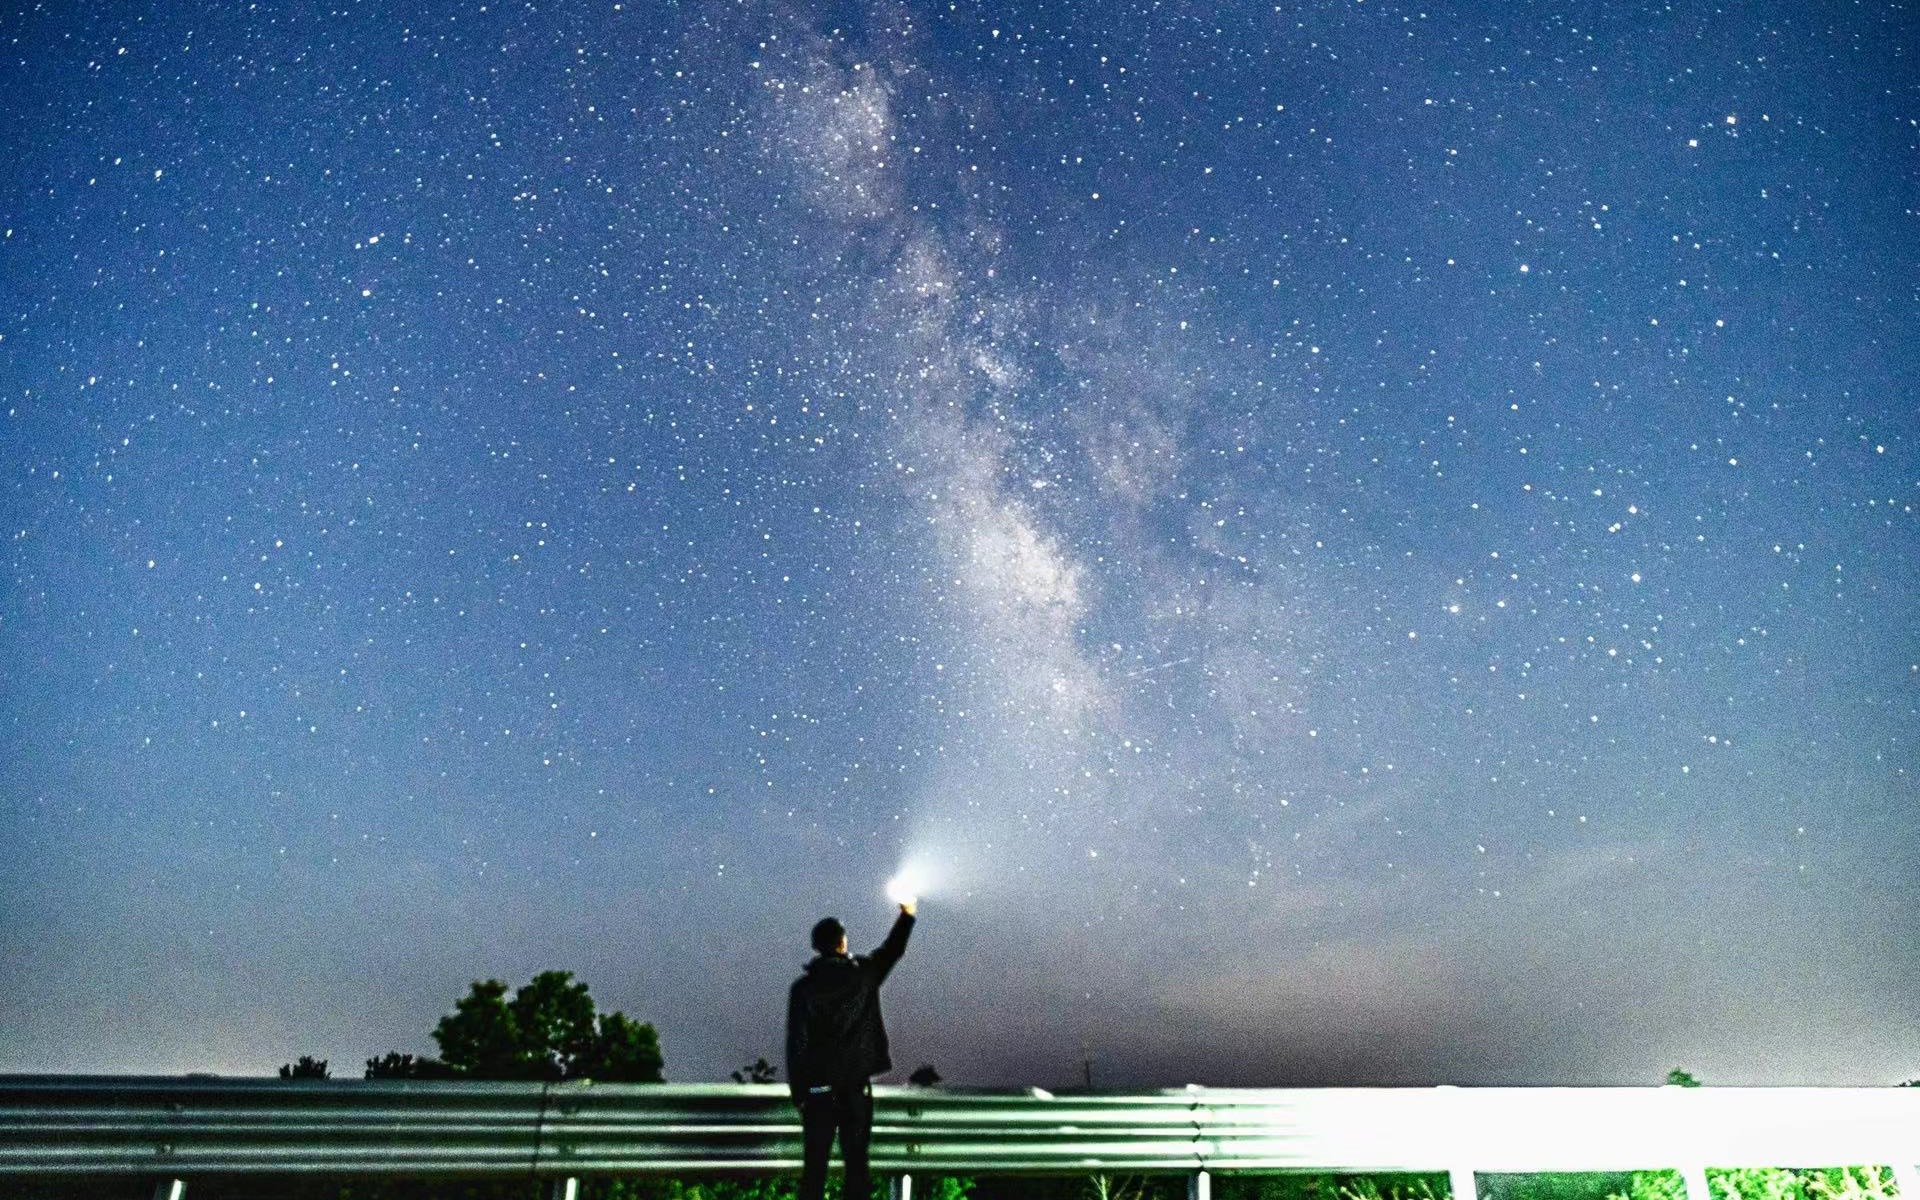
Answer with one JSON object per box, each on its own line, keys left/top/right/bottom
{"left": 786, "top": 900, "right": 916, "bottom": 1200}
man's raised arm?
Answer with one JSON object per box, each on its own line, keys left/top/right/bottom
{"left": 867, "top": 905, "right": 916, "bottom": 982}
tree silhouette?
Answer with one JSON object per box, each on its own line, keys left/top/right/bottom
{"left": 732, "top": 1056, "right": 779, "bottom": 1083}
{"left": 434, "top": 978, "right": 528, "bottom": 1077}
{"left": 908, "top": 1064, "right": 942, "bottom": 1086}
{"left": 587, "top": 1009, "right": 667, "bottom": 1082}
{"left": 363, "top": 1051, "right": 456, "bottom": 1080}
{"left": 278, "top": 1055, "right": 329, "bottom": 1080}
{"left": 427, "top": 970, "right": 663, "bottom": 1082}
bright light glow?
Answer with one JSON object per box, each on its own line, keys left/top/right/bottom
{"left": 885, "top": 851, "right": 949, "bottom": 908}
{"left": 885, "top": 871, "right": 921, "bottom": 907}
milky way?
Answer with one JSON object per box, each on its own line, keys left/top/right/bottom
{"left": 2, "top": 1, "right": 1915, "bottom": 1088}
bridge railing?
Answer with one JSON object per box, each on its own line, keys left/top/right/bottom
{"left": 3, "top": 1077, "right": 1917, "bottom": 1200}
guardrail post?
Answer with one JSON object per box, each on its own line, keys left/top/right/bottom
{"left": 153, "top": 1182, "right": 186, "bottom": 1200}
{"left": 1887, "top": 1165, "right": 1918, "bottom": 1200}
{"left": 546, "top": 1177, "right": 579, "bottom": 1200}
{"left": 891, "top": 1173, "right": 914, "bottom": 1200}
{"left": 1450, "top": 1167, "right": 1477, "bottom": 1200}
{"left": 1680, "top": 1165, "right": 1711, "bottom": 1200}
{"left": 1189, "top": 1170, "right": 1211, "bottom": 1200}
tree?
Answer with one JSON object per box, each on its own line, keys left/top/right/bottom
{"left": 908, "top": 1064, "right": 942, "bottom": 1087}
{"left": 1664, "top": 1068, "right": 1701, "bottom": 1088}
{"left": 732, "top": 1056, "right": 779, "bottom": 1084}
{"left": 426, "top": 970, "right": 664, "bottom": 1082}
{"left": 505, "top": 969, "right": 598, "bottom": 1079}
{"left": 278, "top": 1055, "right": 329, "bottom": 1080}
{"left": 363, "top": 1051, "right": 456, "bottom": 1080}
{"left": 587, "top": 1008, "right": 666, "bottom": 1082}
{"left": 434, "top": 978, "right": 528, "bottom": 1078}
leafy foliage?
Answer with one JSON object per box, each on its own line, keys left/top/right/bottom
{"left": 363, "top": 1051, "right": 457, "bottom": 1080}
{"left": 1665, "top": 1070, "right": 1702, "bottom": 1088}
{"left": 1703, "top": 1167, "right": 1897, "bottom": 1200}
{"left": 589, "top": 1008, "right": 669, "bottom": 1082}
{"left": 1484, "top": 1173, "right": 1649, "bottom": 1200}
{"left": 584, "top": 1176, "right": 974, "bottom": 1200}
{"left": 1215, "top": 1173, "right": 1449, "bottom": 1200}
{"left": 1607, "top": 1172, "right": 1688, "bottom": 1200}
{"left": 279, "top": 1055, "right": 330, "bottom": 1079}
{"left": 356, "top": 969, "right": 663, "bottom": 1084}
{"left": 434, "top": 978, "right": 531, "bottom": 1078}
{"left": 426, "top": 970, "right": 663, "bottom": 1082}
{"left": 1484, "top": 1166, "right": 1901, "bottom": 1200}
{"left": 1084, "top": 1175, "right": 1177, "bottom": 1200}
{"left": 733, "top": 1056, "right": 780, "bottom": 1083}
{"left": 594, "top": 1180, "right": 798, "bottom": 1200}
{"left": 1481, "top": 1169, "right": 1708, "bottom": 1200}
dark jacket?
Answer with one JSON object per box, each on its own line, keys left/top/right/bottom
{"left": 785, "top": 911, "right": 915, "bottom": 1098}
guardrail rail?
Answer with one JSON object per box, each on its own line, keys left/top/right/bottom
{"left": 3, "top": 1077, "right": 1916, "bottom": 1200}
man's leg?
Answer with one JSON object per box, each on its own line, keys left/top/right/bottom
{"left": 837, "top": 1083, "right": 875, "bottom": 1200}
{"left": 798, "top": 1090, "right": 838, "bottom": 1200}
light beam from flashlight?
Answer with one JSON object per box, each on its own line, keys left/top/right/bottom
{"left": 886, "top": 871, "right": 921, "bottom": 908}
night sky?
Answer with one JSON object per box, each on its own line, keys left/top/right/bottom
{"left": 3, "top": 0, "right": 1916, "bottom": 1089}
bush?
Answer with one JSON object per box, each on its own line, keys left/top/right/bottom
{"left": 1214, "top": 1173, "right": 1450, "bottom": 1200}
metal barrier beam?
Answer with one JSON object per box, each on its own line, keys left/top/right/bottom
{"left": 1, "top": 1077, "right": 1916, "bottom": 1181}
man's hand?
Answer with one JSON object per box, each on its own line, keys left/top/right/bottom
{"left": 899, "top": 899, "right": 917, "bottom": 917}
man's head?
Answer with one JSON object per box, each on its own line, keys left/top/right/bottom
{"left": 810, "top": 916, "right": 848, "bottom": 956}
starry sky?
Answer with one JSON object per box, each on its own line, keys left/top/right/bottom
{"left": 2, "top": 0, "right": 1916, "bottom": 1089}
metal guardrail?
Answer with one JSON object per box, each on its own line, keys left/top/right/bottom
{"left": 3, "top": 1077, "right": 1918, "bottom": 1198}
